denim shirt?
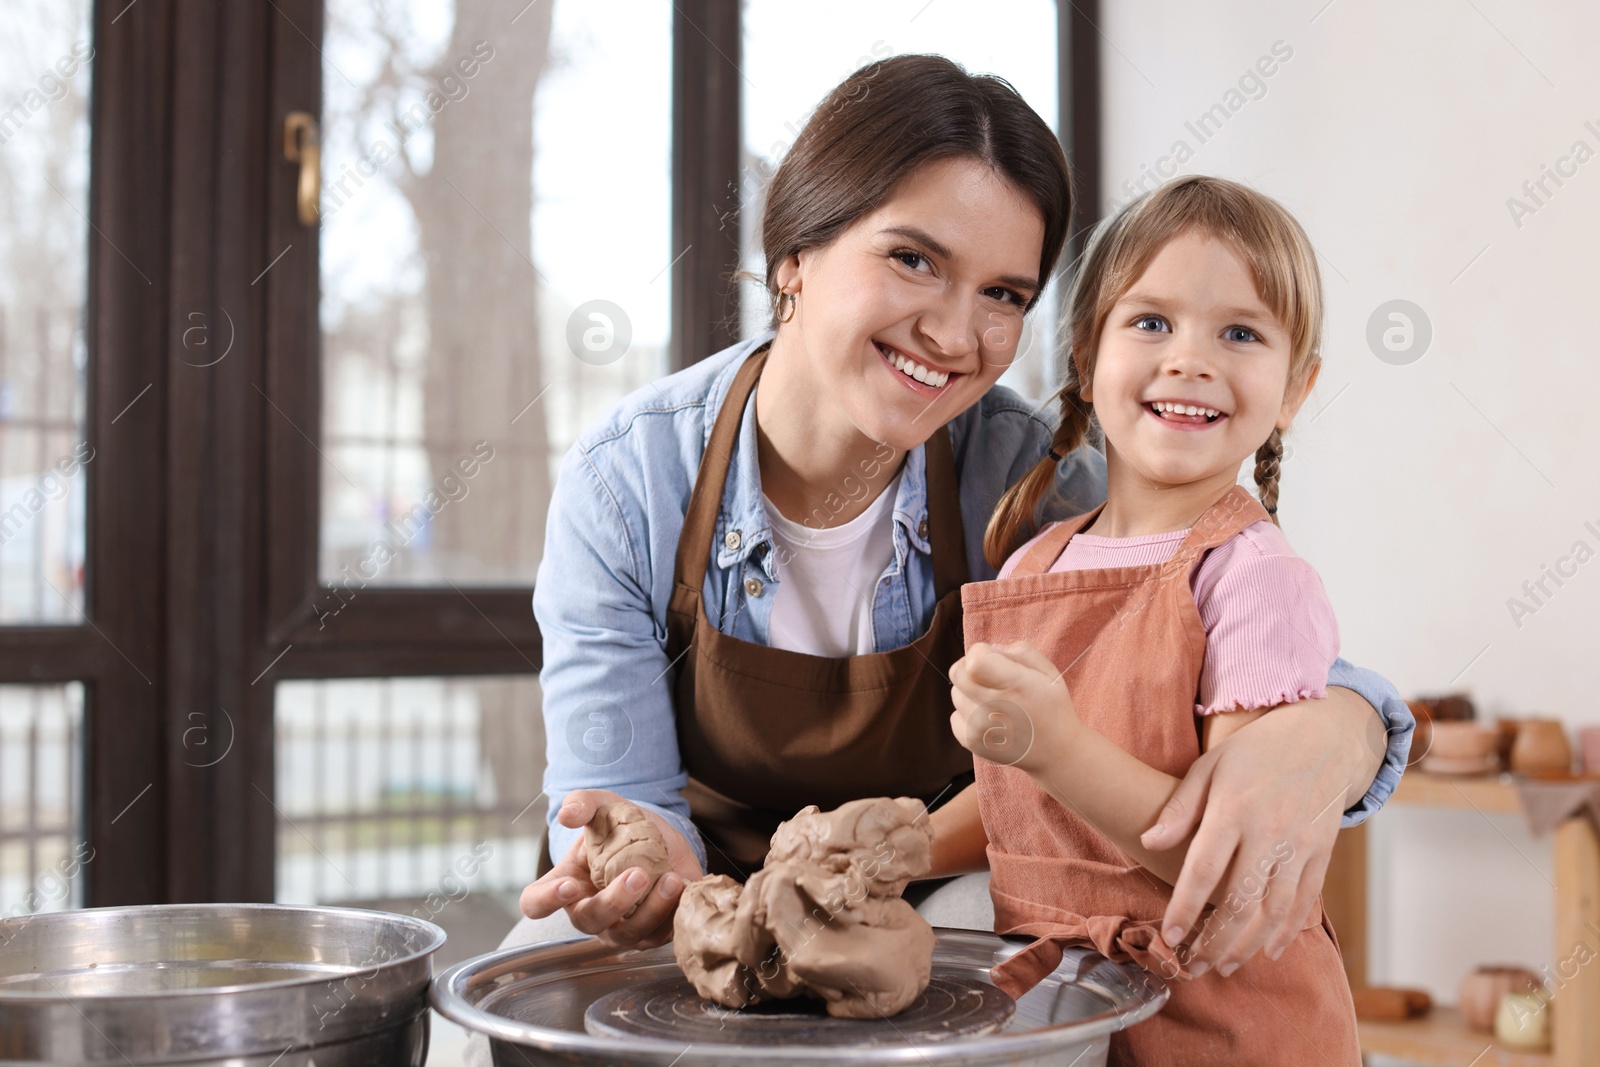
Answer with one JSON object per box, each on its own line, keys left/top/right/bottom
{"left": 536, "top": 333, "right": 1414, "bottom": 869}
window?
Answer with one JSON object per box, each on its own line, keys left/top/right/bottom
{"left": 740, "top": 0, "right": 1063, "bottom": 398}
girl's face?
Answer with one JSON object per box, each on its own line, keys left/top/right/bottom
{"left": 1083, "top": 231, "right": 1316, "bottom": 492}
{"left": 774, "top": 157, "right": 1045, "bottom": 452}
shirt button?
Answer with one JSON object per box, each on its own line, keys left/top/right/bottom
{"left": 744, "top": 577, "right": 764, "bottom": 597}
{"left": 724, "top": 529, "right": 742, "bottom": 550}
{"left": 918, "top": 518, "right": 929, "bottom": 539}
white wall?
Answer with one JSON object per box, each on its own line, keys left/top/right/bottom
{"left": 1099, "top": 0, "right": 1600, "bottom": 1001}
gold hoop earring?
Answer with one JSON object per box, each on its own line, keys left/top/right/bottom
{"left": 776, "top": 291, "right": 797, "bottom": 323}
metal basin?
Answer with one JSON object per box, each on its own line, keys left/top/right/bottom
{"left": 433, "top": 928, "right": 1168, "bottom": 1067}
{"left": 0, "top": 903, "right": 445, "bottom": 1066}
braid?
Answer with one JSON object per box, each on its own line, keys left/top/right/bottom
{"left": 1253, "top": 428, "right": 1284, "bottom": 526}
{"left": 982, "top": 381, "right": 1094, "bottom": 570}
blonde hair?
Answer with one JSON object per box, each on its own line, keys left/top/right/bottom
{"left": 984, "top": 175, "right": 1324, "bottom": 569}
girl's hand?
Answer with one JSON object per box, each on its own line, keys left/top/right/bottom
{"left": 518, "top": 789, "right": 703, "bottom": 951}
{"left": 949, "top": 642, "right": 1080, "bottom": 775}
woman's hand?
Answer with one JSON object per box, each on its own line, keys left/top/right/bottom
{"left": 949, "top": 642, "right": 1080, "bottom": 775}
{"left": 1139, "top": 688, "right": 1386, "bottom": 975}
{"left": 517, "top": 789, "right": 704, "bottom": 950}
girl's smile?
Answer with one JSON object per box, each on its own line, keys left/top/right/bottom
{"left": 1143, "top": 397, "right": 1228, "bottom": 429}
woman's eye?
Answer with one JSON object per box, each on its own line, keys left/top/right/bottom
{"left": 1133, "top": 315, "right": 1168, "bottom": 333}
{"left": 1224, "top": 325, "right": 1260, "bottom": 343}
{"left": 983, "top": 286, "right": 1026, "bottom": 306}
{"left": 894, "top": 250, "right": 931, "bottom": 272}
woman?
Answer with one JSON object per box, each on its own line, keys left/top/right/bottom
{"left": 513, "top": 55, "right": 1410, "bottom": 974}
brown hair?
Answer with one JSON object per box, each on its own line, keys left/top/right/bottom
{"left": 761, "top": 54, "right": 1072, "bottom": 318}
{"left": 984, "top": 175, "right": 1325, "bottom": 568}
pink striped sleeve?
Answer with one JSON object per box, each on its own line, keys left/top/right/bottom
{"left": 1192, "top": 523, "right": 1341, "bottom": 716}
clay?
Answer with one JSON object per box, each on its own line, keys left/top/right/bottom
{"left": 584, "top": 801, "right": 672, "bottom": 891}
{"left": 673, "top": 797, "right": 936, "bottom": 1018}
{"left": 1351, "top": 986, "right": 1431, "bottom": 1022}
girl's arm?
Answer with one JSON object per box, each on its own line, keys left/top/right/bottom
{"left": 925, "top": 782, "right": 989, "bottom": 878}
{"left": 950, "top": 642, "right": 1201, "bottom": 886}
{"left": 950, "top": 645, "right": 1369, "bottom": 897}
{"left": 952, "top": 643, "right": 1387, "bottom": 975}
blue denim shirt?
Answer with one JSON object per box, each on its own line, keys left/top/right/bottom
{"left": 536, "top": 333, "right": 1414, "bottom": 869}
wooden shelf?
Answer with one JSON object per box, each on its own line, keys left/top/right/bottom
{"left": 1359, "top": 1008, "right": 1550, "bottom": 1066}
{"left": 1327, "top": 772, "right": 1600, "bottom": 1066}
{"left": 1392, "top": 771, "right": 1523, "bottom": 812}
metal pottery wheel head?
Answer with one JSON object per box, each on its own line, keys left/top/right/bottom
{"left": 584, "top": 974, "right": 1016, "bottom": 1046}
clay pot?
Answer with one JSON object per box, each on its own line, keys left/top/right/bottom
{"left": 1495, "top": 719, "right": 1521, "bottom": 768}
{"left": 1458, "top": 966, "right": 1540, "bottom": 1032}
{"left": 1495, "top": 990, "right": 1552, "bottom": 1050}
{"left": 1405, "top": 700, "right": 1434, "bottom": 767}
{"left": 1510, "top": 720, "right": 1573, "bottom": 777}
{"left": 1430, "top": 723, "right": 1499, "bottom": 762}
{"left": 1423, "top": 693, "right": 1477, "bottom": 722}
{"left": 1580, "top": 725, "right": 1600, "bottom": 775}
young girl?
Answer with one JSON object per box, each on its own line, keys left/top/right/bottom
{"left": 950, "top": 175, "right": 1361, "bottom": 1065}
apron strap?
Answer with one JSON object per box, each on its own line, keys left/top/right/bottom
{"left": 1167, "top": 485, "right": 1271, "bottom": 568}
{"left": 672, "top": 347, "right": 769, "bottom": 595}
{"left": 1008, "top": 485, "right": 1268, "bottom": 579}
{"left": 1007, "top": 502, "right": 1107, "bottom": 578}
{"left": 924, "top": 423, "right": 969, "bottom": 599}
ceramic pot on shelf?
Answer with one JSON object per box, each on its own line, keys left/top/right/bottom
{"left": 1510, "top": 719, "right": 1573, "bottom": 777}
{"left": 1422, "top": 693, "right": 1476, "bottom": 722}
{"left": 1458, "top": 965, "right": 1540, "bottom": 1032}
{"left": 1422, "top": 722, "right": 1500, "bottom": 776}
{"left": 1494, "top": 719, "right": 1521, "bottom": 769}
{"left": 1405, "top": 700, "right": 1434, "bottom": 768}
{"left": 1495, "top": 990, "right": 1552, "bottom": 1050}
{"left": 1580, "top": 725, "right": 1600, "bottom": 776}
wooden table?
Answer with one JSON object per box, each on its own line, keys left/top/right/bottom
{"left": 1323, "top": 772, "right": 1600, "bottom": 1066}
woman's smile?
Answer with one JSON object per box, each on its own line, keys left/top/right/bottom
{"left": 875, "top": 339, "right": 961, "bottom": 394}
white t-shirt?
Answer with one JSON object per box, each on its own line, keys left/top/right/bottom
{"left": 762, "top": 472, "right": 903, "bottom": 658}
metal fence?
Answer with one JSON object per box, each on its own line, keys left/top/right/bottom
{"left": 0, "top": 683, "right": 85, "bottom": 917}
{"left": 274, "top": 675, "right": 546, "bottom": 907}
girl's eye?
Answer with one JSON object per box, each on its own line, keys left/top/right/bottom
{"left": 1224, "top": 325, "right": 1260, "bottom": 343}
{"left": 1133, "top": 315, "right": 1169, "bottom": 333}
{"left": 894, "top": 250, "right": 931, "bottom": 272}
{"left": 983, "top": 286, "right": 1027, "bottom": 306}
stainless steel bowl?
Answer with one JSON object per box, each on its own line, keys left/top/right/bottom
{"left": 433, "top": 928, "right": 1168, "bottom": 1067}
{"left": 0, "top": 903, "right": 446, "bottom": 1066}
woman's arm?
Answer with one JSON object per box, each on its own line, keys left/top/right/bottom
{"left": 1143, "top": 679, "right": 1398, "bottom": 972}
{"left": 518, "top": 447, "right": 706, "bottom": 948}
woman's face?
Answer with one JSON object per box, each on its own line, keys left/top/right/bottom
{"left": 775, "top": 157, "right": 1046, "bottom": 453}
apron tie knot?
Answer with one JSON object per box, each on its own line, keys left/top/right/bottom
{"left": 991, "top": 913, "right": 1192, "bottom": 1000}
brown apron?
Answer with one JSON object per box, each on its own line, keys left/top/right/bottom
{"left": 963, "top": 485, "right": 1360, "bottom": 1066}
{"left": 664, "top": 346, "right": 974, "bottom": 878}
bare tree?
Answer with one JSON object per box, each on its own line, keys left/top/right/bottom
{"left": 384, "top": 0, "right": 555, "bottom": 829}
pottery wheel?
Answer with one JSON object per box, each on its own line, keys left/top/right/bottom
{"left": 584, "top": 974, "right": 1015, "bottom": 1046}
